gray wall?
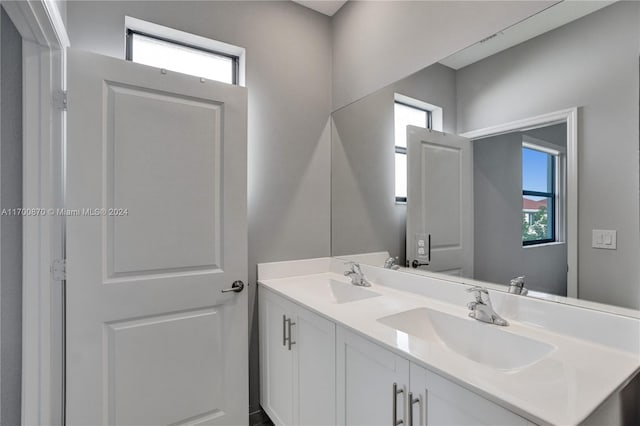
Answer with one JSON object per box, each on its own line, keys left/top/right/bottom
{"left": 457, "top": 2, "right": 640, "bottom": 309}
{"left": 473, "top": 124, "right": 567, "bottom": 295}
{"left": 67, "top": 1, "right": 332, "bottom": 414}
{"left": 332, "top": 63, "right": 457, "bottom": 263}
{"left": 0, "top": 6, "right": 23, "bottom": 426}
{"left": 331, "top": 0, "right": 554, "bottom": 110}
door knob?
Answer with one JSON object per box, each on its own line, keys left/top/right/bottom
{"left": 412, "top": 259, "right": 429, "bottom": 268}
{"left": 221, "top": 280, "right": 245, "bottom": 293}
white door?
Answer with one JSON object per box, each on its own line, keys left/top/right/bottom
{"left": 406, "top": 127, "right": 473, "bottom": 277}
{"left": 336, "top": 327, "right": 409, "bottom": 426}
{"left": 66, "top": 49, "right": 248, "bottom": 426}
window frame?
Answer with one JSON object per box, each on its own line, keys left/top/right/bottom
{"left": 394, "top": 101, "right": 432, "bottom": 204}
{"left": 522, "top": 146, "right": 557, "bottom": 246}
{"left": 125, "top": 28, "right": 240, "bottom": 85}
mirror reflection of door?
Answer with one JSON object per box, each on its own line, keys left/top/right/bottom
{"left": 406, "top": 127, "right": 473, "bottom": 277}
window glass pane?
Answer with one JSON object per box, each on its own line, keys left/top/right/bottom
{"left": 394, "top": 103, "right": 428, "bottom": 149}
{"left": 131, "top": 33, "right": 234, "bottom": 84}
{"left": 395, "top": 152, "right": 407, "bottom": 200}
{"left": 522, "top": 147, "right": 553, "bottom": 192}
{"left": 522, "top": 196, "right": 552, "bottom": 242}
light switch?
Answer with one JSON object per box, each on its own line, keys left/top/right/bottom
{"left": 592, "top": 229, "right": 617, "bottom": 250}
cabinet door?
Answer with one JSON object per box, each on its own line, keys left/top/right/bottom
{"left": 259, "top": 287, "right": 295, "bottom": 425}
{"left": 337, "top": 327, "right": 410, "bottom": 426}
{"left": 409, "top": 363, "right": 535, "bottom": 426}
{"left": 293, "top": 306, "right": 336, "bottom": 425}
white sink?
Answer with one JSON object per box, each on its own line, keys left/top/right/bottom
{"left": 378, "top": 308, "right": 554, "bottom": 370}
{"left": 324, "top": 279, "right": 381, "bottom": 304}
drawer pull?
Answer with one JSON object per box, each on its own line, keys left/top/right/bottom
{"left": 393, "top": 382, "right": 404, "bottom": 425}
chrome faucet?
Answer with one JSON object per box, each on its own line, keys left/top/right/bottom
{"left": 466, "top": 286, "right": 508, "bottom": 326}
{"left": 383, "top": 256, "right": 400, "bottom": 270}
{"left": 508, "top": 276, "right": 528, "bottom": 296}
{"left": 344, "top": 262, "right": 371, "bottom": 287}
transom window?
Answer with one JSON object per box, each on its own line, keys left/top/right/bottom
{"left": 394, "top": 102, "right": 432, "bottom": 203}
{"left": 126, "top": 30, "right": 238, "bottom": 84}
{"left": 522, "top": 145, "right": 557, "bottom": 245}
{"left": 124, "top": 17, "right": 244, "bottom": 85}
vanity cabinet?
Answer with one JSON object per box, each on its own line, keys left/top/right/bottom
{"left": 409, "top": 363, "right": 535, "bottom": 426}
{"left": 260, "top": 285, "right": 534, "bottom": 426}
{"left": 259, "top": 287, "right": 336, "bottom": 425}
{"left": 336, "top": 326, "right": 534, "bottom": 426}
{"left": 336, "top": 326, "right": 410, "bottom": 425}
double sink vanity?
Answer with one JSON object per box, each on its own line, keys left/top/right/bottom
{"left": 258, "top": 256, "right": 640, "bottom": 426}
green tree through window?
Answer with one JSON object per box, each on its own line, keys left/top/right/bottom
{"left": 523, "top": 206, "right": 548, "bottom": 242}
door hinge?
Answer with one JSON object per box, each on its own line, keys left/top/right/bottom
{"left": 51, "top": 259, "right": 66, "bottom": 281}
{"left": 54, "top": 90, "right": 68, "bottom": 111}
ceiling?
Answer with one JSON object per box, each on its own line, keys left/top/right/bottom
{"left": 292, "top": 1, "right": 348, "bottom": 17}
{"left": 440, "top": 0, "right": 615, "bottom": 70}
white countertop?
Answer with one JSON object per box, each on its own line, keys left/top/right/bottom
{"left": 258, "top": 269, "right": 640, "bottom": 426}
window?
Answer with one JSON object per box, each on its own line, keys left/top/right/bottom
{"left": 522, "top": 145, "right": 557, "bottom": 245}
{"left": 124, "top": 18, "right": 244, "bottom": 85}
{"left": 394, "top": 102, "right": 431, "bottom": 203}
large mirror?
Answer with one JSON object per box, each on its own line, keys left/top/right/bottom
{"left": 331, "top": 1, "right": 640, "bottom": 313}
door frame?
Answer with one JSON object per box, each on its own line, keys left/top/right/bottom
{"left": 460, "top": 107, "right": 578, "bottom": 298}
{"left": 2, "top": 1, "right": 69, "bottom": 424}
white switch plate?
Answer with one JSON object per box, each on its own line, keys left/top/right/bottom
{"left": 592, "top": 229, "right": 617, "bottom": 250}
{"left": 415, "top": 233, "right": 428, "bottom": 259}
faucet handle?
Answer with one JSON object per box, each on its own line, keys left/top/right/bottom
{"left": 466, "top": 286, "right": 488, "bottom": 302}
{"left": 344, "top": 261, "right": 361, "bottom": 274}
{"left": 510, "top": 276, "right": 526, "bottom": 286}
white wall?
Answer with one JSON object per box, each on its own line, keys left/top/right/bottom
{"left": 67, "top": 0, "right": 332, "bottom": 414}
{"left": 331, "top": 0, "right": 554, "bottom": 110}
{"left": 473, "top": 125, "right": 568, "bottom": 295}
{"left": 456, "top": 2, "right": 640, "bottom": 309}
{"left": 332, "top": 63, "right": 456, "bottom": 263}
{"left": 0, "top": 6, "right": 23, "bottom": 426}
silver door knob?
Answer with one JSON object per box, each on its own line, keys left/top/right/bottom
{"left": 221, "top": 280, "right": 245, "bottom": 293}
{"left": 411, "top": 259, "right": 429, "bottom": 268}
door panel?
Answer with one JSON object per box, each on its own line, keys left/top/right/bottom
{"left": 106, "top": 83, "right": 222, "bottom": 275}
{"left": 107, "top": 309, "right": 223, "bottom": 426}
{"left": 66, "top": 50, "right": 248, "bottom": 425}
{"left": 407, "top": 127, "right": 473, "bottom": 277}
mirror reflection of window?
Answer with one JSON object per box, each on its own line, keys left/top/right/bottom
{"left": 522, "top": 145, "right": 558, "bottom": 245}
{"left": 394, "top": 102, "right": 431, "bottom": 203}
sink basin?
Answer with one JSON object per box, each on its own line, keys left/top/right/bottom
{"left": 324, "top": 279, "right": 381, "bottom": 304}
{"left": 378, "top": 308, "right": 554, "bottom": 370}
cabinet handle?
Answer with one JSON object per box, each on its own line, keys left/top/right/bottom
{"left": 408, "top": 392, "right": 419, "bottom": 426}
{"left": 392, "top": 382, "right": 404, "bottom": 425}
{"left": 287, "top": 319, "right": 296, "bottom": 350}
{"left": 282, "top": 315, "right": 287, "bottom": 347}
